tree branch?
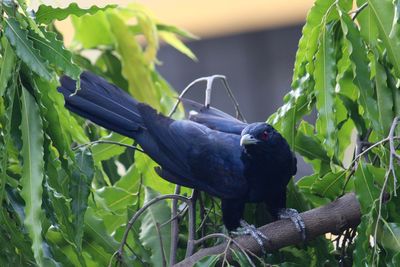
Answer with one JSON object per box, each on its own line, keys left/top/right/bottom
{"left": 174, "top": 193, "right": 361, "bottom": 267}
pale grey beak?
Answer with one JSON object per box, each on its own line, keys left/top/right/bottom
{"left": 240, "top": 134, "right": 259, "bottom": 146}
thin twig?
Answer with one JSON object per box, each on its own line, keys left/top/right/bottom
{"left": 185, "top": 190, "right": 198, "bottom": 258}
{"left": 72, "top": 140, "right": 144, "bottom": 153}
{"left": 117, "top": 194, "right": 191, "bottom": 260}
{"left": 155, "top": 222, "right": 167, "bottom": 267}
{"left": 168, "top": 75, "right": 246, "bottom": 122}
{"left": 373, "top": 117, "right": 399, "bottom": 264}
{"left": 169, "top": 185, "right": 181, "bottom": 266}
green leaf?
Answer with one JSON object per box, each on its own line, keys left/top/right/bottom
{"left": 380, "top": 221, "right": 400, "bottom": 252}
{"left": 338, "top": 8, "right": 381, "bottom": 136}
{"left": 311, "top": 171, "right": 346, "bottom": 199}
{"left": 70, "top": 148, "right": 94, "bottom": 251}
{"left": 193, "top": 255, "right": 219, "bottom": 267}
{"left": 4, "top": 18, "right": 52, "bottom": 80}
{"left": 28, "top": 28, "right": 81, "bottom": 79}
{"left": 295, "top": 121, "right": 330, "bottom": 163}
{"left": 36, "top": 3, "right": 116, "bottom": 24}
{"left": 0, "top": 37, "right": 16, "bottom": 97}
{"left": 19, "top": 86, "right": 45, "bottom": 266}
{"left": 292, "top": 0, "right": 338, "bottom": 81}
{"left": 106, "top": 12, "right": 160, "bottom": 108}
{"left": 71, "top": 11, "right": 114, "bottom": 49}
{"left": 139, "top": 187, "right": 171, "bottom": 267}
{"left": 368, "top": 0, "right": 400, "bottom": 77}
{"left": 84, "top": 207, "right": 120, "bottom": 254}
{"left": 374, "top": 55, "right": 394, "bottom": 136}
{"left": 91, "top": 133, "right": 132, "bottom": 163}
{"left": 356, "top": 0, "right": 379, "bottom": 44}
{"left": 157, "top": 23, "right": 198, "bottom": 39}
{"left": 314, "top": 22, "right": 337, "bottom": 157}
{"left": 354, "top": 162, "right": 380, "bottom": 213}
{"left": 159, "top": 32, "right": 197, "bottom": 61}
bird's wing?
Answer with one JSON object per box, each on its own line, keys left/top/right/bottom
{"left": 181, "top": 98, "right": 247, "bottom": 135}
{"left": 137, "top": 103, "right": 248, "bottom": 199}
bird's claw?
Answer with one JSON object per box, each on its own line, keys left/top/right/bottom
{"left": 278, "top": 208, "right": 306, "bottom": 241}
{"left": 231, "top": 219, "right": 269, "bottom": 254}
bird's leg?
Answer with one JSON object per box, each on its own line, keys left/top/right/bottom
{"left": 278, "top": 208, "right": 306, "bottom": 241}
{"left": 231, "top": 219, "right": 269, "bottom": 254}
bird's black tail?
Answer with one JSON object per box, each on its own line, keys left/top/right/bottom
{"left": 58, "top": 71, "right": 143, "bottom": 138}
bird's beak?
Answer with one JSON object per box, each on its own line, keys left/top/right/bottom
{"left": 240, "top": 134, "right": 259, "bottom": 146}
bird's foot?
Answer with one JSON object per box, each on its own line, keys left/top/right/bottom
{"left": 278, "top": 208, "right": 306, "bottom": 241}
{"left": 231, "top": 219, "right": 269, "bottom": 254}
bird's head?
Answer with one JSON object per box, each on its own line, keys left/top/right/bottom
{"left": 240, "top": 123, "right": 279, "bottom": 151}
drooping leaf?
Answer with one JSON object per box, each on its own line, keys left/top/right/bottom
{"left": 159, "top": 32, "right": 197, "bottom": 61}
{"left": 28, "top": 28, "right": 81, "bottom": 79}
{"left": 374, "top": 55, "right": 394, "bottom": 136}
{"left": 139, "top": 187, "right": 171, "bottom": 267}
{"left": 314, "top": 22, "right": 337, "bottom": 157}
{"left": 354, "top": 162, "right": 380, "bottom": 213}
{"left": 70, "top": 148, "right": 94, "bottom": 251}
{"left": 19, "top": 85, "right": 45, "bottom": 266}
{"left": 106, "top": 12, "right": 160, "bottom": 108}
{"left": 0, "top": 37, "right": 16, "bottom": 97}
{"left": 35, "top": 3, "right": 116, "bottom": 24}
{"left": 338, "top": 8, "right": 381, "bottom": 136}
{"left": 4, "top": 18, "right": 52, "bottom": 80}
{"left": 368, "top": 0, "right": 400, "bottom": 77}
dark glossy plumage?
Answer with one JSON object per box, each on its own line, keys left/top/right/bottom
{"left": 58, "top": 72, "right": 297, "bottom": 230}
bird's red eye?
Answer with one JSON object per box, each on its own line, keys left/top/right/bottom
{"left": 261, "top": 131, "right": 269, "bottom": 140}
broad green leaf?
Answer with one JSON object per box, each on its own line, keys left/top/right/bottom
{"left": 314, "top": 22, "right": 337, "bottom": 157}
{"left": 4, "top": 18, "right": 52, "bottom": 80}
{"left": 95, "top": 186, "right": 137, "bottom": 213}
{"left": 28, "top": 28, "right": 81, "bottom": 79}
{"left": 311, "top": 171, "right": 346, "bottom": 199}
{"left": 338, "top": 94, "right": 367, "bottom": 138}
{"left": 356, "top": 0, "right": 379, "bottom": 45}
{"left": 380, "top": 221, "right": 400, "bottom": 252}
{"left": 139, "top": 187, "right": 171, "bottom": 267}
{"left": 84, "top": 207, "right": 120, "bottom": 254}
{"left": 295, "top": 121, "right": 330, "bottom": 163}
{"left": 0, "top": 37, "right": 15, "bottom": 97}
{"left": 353, "top": 219, "right": 371, "bottom": 265}
{"left": 354, "top": 162, "right": 380, "bottom": 213}
{"left": 36, "top": 3, "right": 116, "bottom": 24}
{"left": 338, "top": 8, "right": 381, "bottom": 136}
{"left": 71, "top": 11, "right": 114, "bottom": 49}
{"left": 193, "top": 255, "right": 219, "bottom": 267}
{"left": 159, "top": 32, "right": 197, "bottom": 61}
{"left": 368, "top": 0, "right": 400, "bottom": 77}
{"left": 374, "top": 55, "right": 394, "bottom": 136}
{"left": 91, "top": 132, "right": 132, "bottom": 163}
{"left": 70, "top": 148, "right": 94, "bottom": 251}
{"left": 19, "top": 86, "right": 45, "bottom": 266}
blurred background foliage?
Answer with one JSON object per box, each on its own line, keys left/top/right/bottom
{"left": 1, "top": 0, "right": 400, "bottom": 266}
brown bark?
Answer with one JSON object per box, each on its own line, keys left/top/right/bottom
{"left": 175, "top": 193, "right": 361, "bottom": 267}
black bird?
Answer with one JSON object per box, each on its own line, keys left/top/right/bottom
{"left": 58, "top": 72, "right": 304, "bottom": 248}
